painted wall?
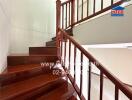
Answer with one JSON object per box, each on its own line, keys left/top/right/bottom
{"left": 8, "top": 0, "right": 56, "bottom": 54}
{"left": 0, "top": 0, "right": 10, "bottom": 73}
{"left": 0, "top": 0, "right": 57, "bottom": 72}
{"left": 87, "top": 48, "right": 132, "bottom": 85}
{"left": 73, "top": 5, "right": 132, "bottom": 45}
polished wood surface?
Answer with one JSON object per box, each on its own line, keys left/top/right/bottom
{"left": 37, "top": 80, "right": 75, "bottom": 100}
{"left": 0, "top": 66, "right": 51, "bottom": 86}
{"left": 0, "top": 72, "right": 61, "bottom": 100}
{"left": 8, "top": 54, "right": 58, "bottom": 66}
{"left": 1, "top": 51, "right": 76, "bottom": 100}
{"left": 2, "top": 64, "right": 43, "bottom": 75}
{"left": 29, "top": 47, "right": 57, "bottom": 55}
{"left": 46, "top": 40, "right": 56, "bottom": 47}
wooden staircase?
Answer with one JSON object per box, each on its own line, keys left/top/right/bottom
{"left": 1, "top": 0, "right": 131, "bottom": 99}
{"left": 0, "top": 46, "right": 76, "bottom": 100}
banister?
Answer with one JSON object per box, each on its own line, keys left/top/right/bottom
{"left": 59, "top": 0, "right": 123, "bottom": 30}
{"left": 72, "top": 0, "right": 123, "bottom": 26}
{"left": 58, "top": 28, "right": 132, "bottom": 99}
{"left": 56, "top": 0, "right": 132, "bottom": 99}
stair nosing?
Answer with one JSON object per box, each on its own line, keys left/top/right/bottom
{"left": 8, "top": 55, "right": 58, "bottom": 57}
{"left": 0, "top": 64, "right": 46, "bottom": 76}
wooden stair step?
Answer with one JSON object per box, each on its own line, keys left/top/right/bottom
{"left": 0, "top": 64, "right": 52, "bottom": 87}
{"left": 46, "top": 40, "right": 56, "bottom": 47}
{"left": 0, "top": 73, "right": 62, "bottom": 100}
{"left": 29, "top": 47, "right": 57, "bottom": 55}
{"left": 52, "top": 37, "right": 56, "bottom": 41}
{"left": 8, "top": 54, "right": 58, "bottom": 66}
{"left": 65, "top": 28, "right": 73, "bottom": 36}
{"left": 2, "top": 64, "right": 47, "bottom": 75}
{"left": 51, "top": 28, "right": 73, "bottom": 41}
{"left": 37, "top": 80, "right": 75, "bottom": 100}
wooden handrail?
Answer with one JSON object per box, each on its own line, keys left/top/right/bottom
{"left": 72, "top": 0, "right": 123, "bottom": 26}
{"left": 59, "top": 0, "right": 123, "bottom": 30}
{"left": 56, "top": 0, "right": 132, "bottom": 99}
{"left": 58, "top": 28, "right": 132, "bottom": 100}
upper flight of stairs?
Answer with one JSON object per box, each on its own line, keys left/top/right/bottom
{"left": 0, "top": 46, "right": 76, "bottom": 100}
{"left": 46, "top": 28, "right": 73, "bottom": 46}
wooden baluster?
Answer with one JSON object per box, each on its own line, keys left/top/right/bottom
{"left": 66, "top": 4, "right": 68, "bottom": 28}
{"left": 115, "top": 86, "right": 119, "bottom": 100}
{"left": 64, "top": 40, "right": 66, "bottom": 67}
{"left": 56, "top": 0, "right": 61, "bottom": 35}
{"left": 71, "top": 0, "right": 75, "bottom": 28}
{"left": 74, "top": 46, "right": 76, "bottom": 84}
{"left": 100, "top": 71, "right": 104, "bottom": 100}
{"left": 101, "top": 0, "right": 103, "bottom": 10}
{"left": 56, "top": 0, "right": 61, "bottom": 55}
{"left": 69, "top": 2, "right": 71, "bottom": 26}
{"left": 69, "top": 40, "right": 71, "bottom": 71}
{"left": 93, "top": 0, "right": 96, "bottom": 14}
{"left": 60, "top": 33, "right": 62, "bottom": 65}
{"left": 87, "top": 0, "right": 89, "bottom": 17}
{"left": 82, "top": 0, "right": 83, "bottom": 19}
{"left": 62, "top": 6, "right": 64, "bottom": 29}
{"left": 88, "top": 61, "right": 91, "bottom": 100}
{"left": 60, "top": 36, "right": 63, "bottom": 59}
{"left": 77, "top": 0, "right": 79, "bottom": 22}
{"left": 80, "top": 53, "right": 83, "bottom": 96}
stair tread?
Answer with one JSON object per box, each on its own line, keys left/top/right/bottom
{"left": 8, "top": 54, "right": 57, "bottom": 57}
{"left": 1, "top": 64, "right": 44, "bottom": 75}
{"left": 0, "top": 73, "right": 61, "bottom": 99}
{"left": 29, "top": 47, "right": 57, "bottom": 48}
{"left": 37, "top": 81, "right": 75, "bottom": 100}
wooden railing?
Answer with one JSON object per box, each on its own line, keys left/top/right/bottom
{"left": 56, "top": 0, "right": 132, "bottom": 99}
{"left": 57, "top": 0, "right": 123, "bottom": 31}
{"left": 57, "top": 28, "right": 132, "bottom": 100}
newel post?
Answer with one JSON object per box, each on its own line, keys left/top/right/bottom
{"left": 56, "top": 0, "right": 61, "bottom": 59}
{"left": 56, "top": 0, "right": 61, "bottom": 35}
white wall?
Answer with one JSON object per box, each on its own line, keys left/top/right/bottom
{"left": 87, "top": 48, "right": 132, "bottom": 85}
{"left": 0, "top": 0, "right": 10, "bottom": 73}
{"left": 73, "top": 5, "right": 132, "bottom": 45}
{"left": 0, "top": 0, "right": 57, "bottom": 72}
{"left": 7, "top": 0, "right": 56, "bottom": 54}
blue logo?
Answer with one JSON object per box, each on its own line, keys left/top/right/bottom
{"left": 111, "top": 6, "right": 125, "bottom": 16}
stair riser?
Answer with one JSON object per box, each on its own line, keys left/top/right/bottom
{"left": 51, "top": 28, "right": 73, "bottom": 41}
{"left": 65, "top": 28, "right": 73, "bottom": 36}
{"left": 52, "top": 37, "right": 56, "bottom": 41}
{"left": 29, "top": 47, "right": 57, "bottom": 55}
{"left": 8, "top": 56, "right": 58, "bottom": 66}
{"left": 0, "top": 67, "right": 51, "bottom": 87}
{"left": 46, "top": 41, "right": 56, "bottom": 47}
